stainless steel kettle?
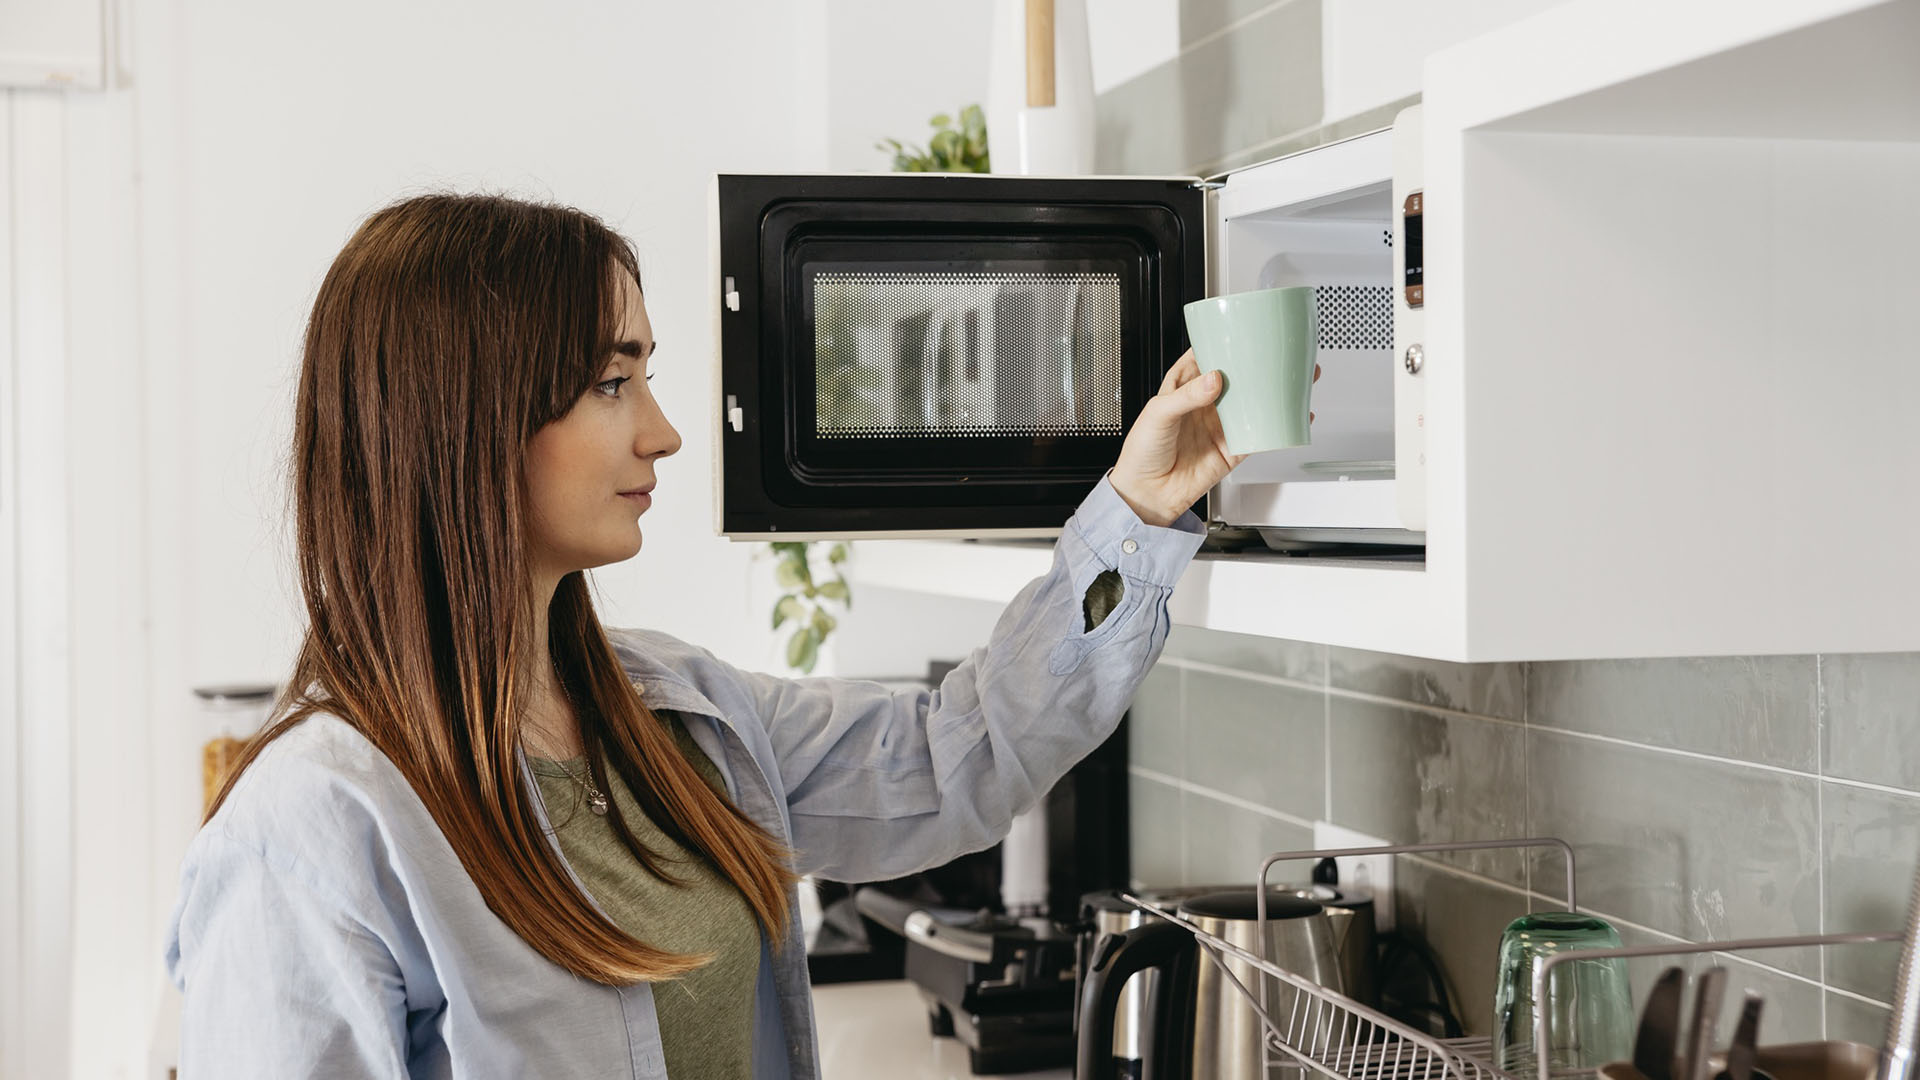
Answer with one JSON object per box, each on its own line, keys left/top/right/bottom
{"left": 1076, "top": 889, "right": 1346, "bottom": 1080}
{"left": 1077, "top": 886, "right": 1225, "bottom": 1075}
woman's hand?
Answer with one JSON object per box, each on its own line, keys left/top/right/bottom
{"left": 1108, "top": 349, "right": 1317, "bottom": 528}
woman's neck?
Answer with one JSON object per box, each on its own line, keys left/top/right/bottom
{"left": 520, "top": 574, "right": 585, "bottom": 761}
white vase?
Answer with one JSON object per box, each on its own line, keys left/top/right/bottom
{"left": 986, "top": 0, "right": 1096, "bottom": 176}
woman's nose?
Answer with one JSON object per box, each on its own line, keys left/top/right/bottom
{"left": 639, "top": 399, "right": 682, "bottom": 459}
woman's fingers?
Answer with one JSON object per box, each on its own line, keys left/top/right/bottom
{"left": 1160, "top": 349, "right": 1200, "bottom": 395}
{"left": 1171, "top": 368, "right": 1223, "bottom": 413}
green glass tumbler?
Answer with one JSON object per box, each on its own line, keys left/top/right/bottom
{"left": 1492, "top": 912, "right": 1634, "bottom": 1075}
{"left": 1182, "top": 286, "right": 1317, "bottom": 457}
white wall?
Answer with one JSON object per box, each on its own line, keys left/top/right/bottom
{"left": 822, "top": 0, "right": 993, "bottom": 171}
{"left": 5, "top": 0, "right": 836, "bottom": 1076}
{"left": 160, "top": 0, "right": 832, "bottom": 692}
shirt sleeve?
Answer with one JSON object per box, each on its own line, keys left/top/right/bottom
{"left": 167, "top": 827, "right": 410, "bottom": 1079}
{"left": 737, "top": 471, "right": 1205, "bottom": 881}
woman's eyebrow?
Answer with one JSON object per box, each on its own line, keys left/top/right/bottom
{"left": 612, "top": 340, "right": 657, "bottom": 360}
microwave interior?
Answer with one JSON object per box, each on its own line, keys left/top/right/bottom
{"left": 1207, "top": 154, "right": 1423, "bottom": 552}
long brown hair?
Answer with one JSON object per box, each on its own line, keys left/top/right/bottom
{"left": 207, "top": 192, "right": 796, "bottom": 983}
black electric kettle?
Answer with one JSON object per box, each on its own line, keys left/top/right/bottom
{"left": 1076, "top": 890, "right": 1345, "bottom": 1080}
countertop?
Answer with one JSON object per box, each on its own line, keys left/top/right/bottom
{"left": 812, "top": 979, "right": 1073, "bottom": 1080}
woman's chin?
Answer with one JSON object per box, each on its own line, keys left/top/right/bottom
{"left": 615, "top": 530, "right": 644, "bottom": 562}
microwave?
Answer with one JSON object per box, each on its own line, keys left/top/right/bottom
{"left": 712, "top": 106, "right": 1425, "bottom": 550}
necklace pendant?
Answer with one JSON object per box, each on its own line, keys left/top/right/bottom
{"left": 589, "top": 794, "right": 609, "bottom": 816}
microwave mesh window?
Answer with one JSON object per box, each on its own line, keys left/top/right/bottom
{"left": 812, "top": 271, "right": 1125, "bottom": 439}
{"left": 1315, "top": 286, "right": 1393, "bottom": 351}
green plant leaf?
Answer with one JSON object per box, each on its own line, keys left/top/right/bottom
{"left": 775, "top": 557, "right": 808, "bottom": 589}
{"left": 811, "top": 608, "right": 837, "bottom": 635}
{"left": 772, "top": 595, "right": 807, "bottom": 630}
{"left": 787, "top": 626, "right": 820, "bottom": 672}
{"left": 882, "top": 104, "right": 989, "bottom": 175}
{"left": 818, "top": 579, "right": 850, "bottom": 603}
{"left": 827, "top": 542, "right": 849, "bottom": 565}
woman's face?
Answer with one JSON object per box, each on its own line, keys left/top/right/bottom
{"left": 523, "top": 272, "right": 681, "bottom": 585}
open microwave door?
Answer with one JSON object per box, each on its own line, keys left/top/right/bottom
{"left": 714, "top": 174, "right": 1205, "bottom": 539}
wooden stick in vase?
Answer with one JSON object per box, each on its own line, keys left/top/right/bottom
{"left": 1026, "top": 0, "right": 1056, "bottom": 107}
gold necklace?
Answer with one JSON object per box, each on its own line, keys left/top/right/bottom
{"left": 555, "top": 757, "right": 609, "bottom": 816}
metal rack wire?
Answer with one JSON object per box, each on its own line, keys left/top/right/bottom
{"left": 1116, "top": 837, "right": 1905, "bottom": 1080}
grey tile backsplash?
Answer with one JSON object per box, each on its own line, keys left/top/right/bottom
{"left": 1097, "top": 0, "right": 1917, "bottom": 1043}
{"left": 1125, "top": 624, "right": 1920, "bottom": 1038}
{"left": 1326, "top": 696, "right": 1527, "bottom": 886}
{"left": 1529, "top": 656, "right": 1821, "bottom": 770}
{"left": 1823, "top": 653, "right": 1920, "bottom": 790}
{"left": 1094, "top": 0, "right": 1323, "bottom": 176}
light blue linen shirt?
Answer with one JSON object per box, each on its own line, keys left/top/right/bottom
{"left": 164, "top": 474, "right": 1205, "bottom": 1079}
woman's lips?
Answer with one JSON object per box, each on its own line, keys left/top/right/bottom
{"left": 619, "top": 488, "right": 653, "bottom": 508}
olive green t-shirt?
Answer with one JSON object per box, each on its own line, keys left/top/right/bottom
{"left": 529, "top": 712, "right": 760, "bottom": 1078}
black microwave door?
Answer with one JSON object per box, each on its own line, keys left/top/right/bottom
{"left": 717, "top": 174, "right": 1205, "bottom": 536}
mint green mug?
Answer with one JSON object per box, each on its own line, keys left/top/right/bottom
{"left": 1182, "top": 286, "right": 1317, "bottom": 456}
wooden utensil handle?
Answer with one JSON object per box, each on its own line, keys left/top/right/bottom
{"left": 1026, "top": 0, "right": 1055, "bottom": 107}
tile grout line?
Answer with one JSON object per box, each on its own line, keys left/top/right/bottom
{"left": 1820, "top": 771, "right": 1920, "bottom": 801}
{"left": 1190, "top": 121, "right": 1326, "bottom": 179}
{"left": 1169, "top": 0, "right": 1304, "bottom": 65}
{"left": 1535, "top": 723, "right": 1835, "bottom": 786}
{"left": 1828, "top": 983, "right": 1897, "bottom": 1010}
{"left": 1187, "top": 93, "right": 1426, "bottom": 178}
{"left": 1161, "top": 657, "right": 1528, "bottom": 729}
{"left": 1816, "top": 652, "right": 1829, "bottom": 1037}
{"left": 1322, "top": 672, "right": 1332, "bottom": 823}
{"left": 1131, "top": 765, "right": 1318, "bottom": 833}
{"left": 1321, "top": 646, "right": 1333, "bottom": 825}
{"left": 1157, "top": 656, "right": 1321, "bottom": 695}
{"left": 1522, "top": 662, "right": 1534, "bottom": 910}
{"left": 1177, "top": 665, "right": 1190, "bottom": 887}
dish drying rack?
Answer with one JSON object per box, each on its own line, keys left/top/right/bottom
{"left": 1117, "top": 837, "right": 1906, "bottom": 1080}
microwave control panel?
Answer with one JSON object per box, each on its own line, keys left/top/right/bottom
{"left": 1402, "top": 192, "right": 1424, "bottom": 308}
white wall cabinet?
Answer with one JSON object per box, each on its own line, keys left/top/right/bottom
{"left": 852, "top": 0, "right": 1920, "bottom": 662}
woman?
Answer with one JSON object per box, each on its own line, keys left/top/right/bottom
{"left": 164, "top": 192, "right": 1247, "bottom": 1079}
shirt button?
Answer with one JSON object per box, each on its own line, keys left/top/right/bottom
{"left": 1121, "top": 539, "right": 1139, "bottom": 555}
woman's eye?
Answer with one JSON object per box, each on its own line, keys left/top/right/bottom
{"left": 594, "top": 376, "right": 632, "bottom": 398}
